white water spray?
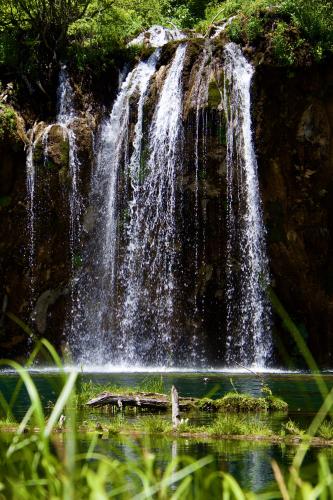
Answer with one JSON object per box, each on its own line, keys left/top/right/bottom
{"left": 119, "top": 43, "right": 187, "bottom": 365}
{"left": 56, "top": 67, "right": 81, "bottom": 262}
{"left": 71, "top": 49, "right": 162, "bottom": 362}
{"left": 222, "top": 43, "right": 272, "bottom": 367}
{"left": 26, "top": 135, "right": 36, "bottom": 304}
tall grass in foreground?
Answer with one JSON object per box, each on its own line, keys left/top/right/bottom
{"left": 0, "top": 338, "right": 333, "bottom": 498}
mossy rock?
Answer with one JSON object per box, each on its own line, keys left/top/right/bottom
{"left": 33, "top": 140, "right": 44, "bottom": 163}
{"left": 217, "top": 393, "right": 269, "bottom": 412}
{"left": 196, "top": 397, "right": 218, "bottom": 411}
{"left": 0, "top": 104, "right": 27, "bottom": 146}
{"left": 33, "top": 124, "right": 69, "bottom": 171}
{"left": 58, "top": 166, "right": 72, "bottom": 187}
{"left": 196, "top": 392, "right": 288, "bottom": 413}
{"left": 46, "top": 125, "right": 69, "bottom": 168}
{"left": 207, "top": 79, "right": 222, "bottom": 108}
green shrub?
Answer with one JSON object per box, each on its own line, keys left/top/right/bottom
{"left": 245, "top": 15, "right": 264, "bottom": 42}
{"left": 281, "top": 0, "right": 333, "bottom": 52}
{"left": 138, "top": 375, "right": 165, "bottom": 394}
{"left": 204, "top": 0, "right": 273, "bottom": 24}
{"left": 317, "top": 421, "right": 333, "bottom": 440}
{"left": 0, "top": 103, "right": 17, "bottom": 141}
{"left": 209, "top": 414, "right": 272, "bottom": 436}
{"left": 166, "top": 4, "right": 195, "bottom": 28}
{"left": 175, "top": 419, "right": 193, "bottom": 433}
{"left": 226, "top": 17, "right": 244, "bottom": 43}
{"left": 271, "top": 21, "right": 296, "bottom": 65}
{"left": 282, "top": 419, "right": 305, "bottom": 436}
{"left": 265, "top": 395, "right": 288, "bottom": 411}
{"left": 137, "top": 416, "right": 172, "bottom": 433}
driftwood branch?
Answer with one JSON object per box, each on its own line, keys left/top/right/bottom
{"left": 171, "top": 385, "right": 181, "bottom": 428}
{"left": 86, "top": 392, "right": 196, "bottom": 411}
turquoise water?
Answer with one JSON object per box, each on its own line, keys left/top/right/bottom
{"left": 0, "top": 370, "right": 332, "bottom": 492}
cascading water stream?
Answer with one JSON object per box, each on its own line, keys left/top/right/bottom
{"left": 193, "top": 50, "right": 210, "bottom": 304}
{"left": 119, "top": 43, "right": 187, "bottom": 365}
{"left": 70, "top": 48, "right": 163, "bottom": 363}
{"left": 26, "top": 135, "right": 36, "bottom": 305}
{"left": 56, "top": 67, "right": 81, "bottom": 267}
{"left": 69, "top": 26, "right": 197, "bottom": 367}
{"left": 186, "top": 46, "right": 212, "bottom": 360}
{"left": 25, "top": 68, "right": 80, "bottom": 329}
{"left": 222, "top": 42, "right": 272, "bottom": 367}
{"left": 211, "top": 16, "right": 237, "bottom": 39}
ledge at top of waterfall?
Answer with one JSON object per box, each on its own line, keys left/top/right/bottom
{"left": 127, "top": 25, "right": 185, "bottom": 48}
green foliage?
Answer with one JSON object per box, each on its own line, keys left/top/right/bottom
{"left": 0, "top": 103, "right": 16, "bottom": 141}
{"left": 317, "top": 420, "right": 333, "bottom": 440}
{"left": 218, "top": 392, "right": 269, "bottom": 411}
{"left": 81, "top": 415, "right": 124, "bottom": 434}
{"left": 0, "top": 31, "right": 19, "bottom": 67}
{"left": 208, "top": 414, "right": 272, "bottom": 436}
{"left": 139, "top": 375, "right": 165, "bottom": 393}
{"left": 175, "top": 419, "right": 193, "bottom": 432}
{"left": 167, "top": 4, "right": 195, "bottom": 28}
{"left": 245, "top": 15, "right": 264, "bottom": 42}
{"left": 196, "top": 391, "right": 288, "bottom": 412}
{"left": 1, "top": 340, "right": 333, "bottom": 497}
{"left": 76, "top": 380, "right": 127, "bottom": 406}
{"left": 164, "top": 0, "right": 211, "bottom": 28}
{"left": 0, "top": 0, "right": 104, "bottom": 52}
{"left": 265, "top": 395, "right": 288, "bottom": 411}
{"left": 271, "top": 21, "right": 296, "bottom": 65}
{"left": 199, "top": 0, "right": 333, "bottom": 61}
{"left": 204, "top": 0, "right": 273, "bottom": 24}
{"left": 282, "top": 419, "right": 305, "bottom": 436}
{"left": 0, "top": 0, "right": 332, "bottom": 81}
{"left": 281, "top": 0, "right": 333, "bottom": 55}
{"left": 226, "top": 17, "right": 243, "bottom": 43}
{"left": 137, "top": 415, "right": 172, "bottom": 433}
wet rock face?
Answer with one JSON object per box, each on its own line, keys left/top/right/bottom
{"left": 0, "top": 108, "right": 28, "bottom": 356}
{"left": 253, "top": 64, "right": 333, "bottom": 366}
{"left": 0, "top": 109, "right": 95, "bottom": 357}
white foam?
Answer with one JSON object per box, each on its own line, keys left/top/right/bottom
{"left": 128, "top": 25, "right": 185, "bottom": 48}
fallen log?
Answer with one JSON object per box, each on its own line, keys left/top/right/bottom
{"left": 86, "top": 392, "right": 196, "bottom": 411}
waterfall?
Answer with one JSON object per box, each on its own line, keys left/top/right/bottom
{"left": 26, "top": 135, "right": 36, "bottom": 305}
{"left": 22, "top": 29, "right": 274, "bottom": 368}
{"left": 222, "top": 42, "right": 272, "bottom": 367}
{"left": 189, "top": 46, "right": 212, "bottom": 358}
{"left": 55, "top": 67, "right": 85, "bottom": 343}
{"left": 56, "top": 67, "right": 81, "bottom": 268}
{"left": 25, "top": 68, "right": 79, "bottom": 329}
{"left": 119, "top": 43, "right": 187, "bottom": 365}
{"left": 71, "top": 49, "right": 162, "bottom": 363}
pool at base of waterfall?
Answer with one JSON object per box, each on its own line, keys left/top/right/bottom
{"left": 0, "top": 370, "right": 332, "bottom": 492}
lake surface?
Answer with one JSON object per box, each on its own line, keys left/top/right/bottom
{"left": 0, "top": 369, "right": 332, "bottom": 492}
